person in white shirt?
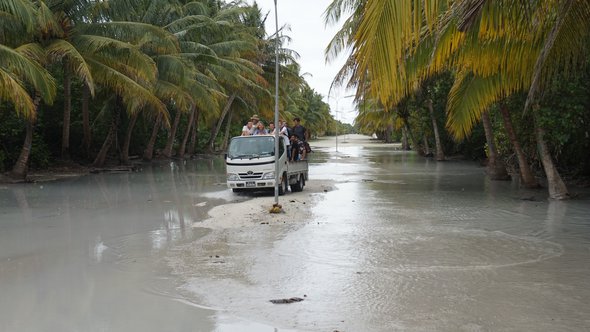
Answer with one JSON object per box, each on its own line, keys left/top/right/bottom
{"left": 241, "top": 121, "right": 253, "bottom": 136}
{"left": 279, "top": 119, "right": 291, "bottom": 158}
{"left": 268, "top": 123, "right": 276, "bottom": 135}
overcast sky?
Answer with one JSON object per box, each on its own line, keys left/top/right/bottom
{"left": 248, "top": 0, "right": 357, "bottom": 124}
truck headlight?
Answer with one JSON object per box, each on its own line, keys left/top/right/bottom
{"left": 227, "top": 173, "right": 239, "bottom": 181}
{"left": 262, "top": 172, "right": 275, "bottom": 180}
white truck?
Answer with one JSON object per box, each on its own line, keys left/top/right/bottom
{"left": 225, "top": 135, "right": 308, "bottom": 194}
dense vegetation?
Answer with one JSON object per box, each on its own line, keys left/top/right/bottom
{"left": 327, "top": 0, "right": 590, "bottom": 199}
{"left": 0, "top": 0, "right": 340, "bottom": 178}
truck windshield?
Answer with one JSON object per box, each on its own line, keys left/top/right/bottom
{"left": 228, "top": 136, "right": 277, "bottom": 159}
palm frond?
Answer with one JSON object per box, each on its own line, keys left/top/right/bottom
{"left": 46, "top": 39, "right": 94, "bottom": 94}
{"left": 446, "top": 71, "right": 506, "bottom": 140}
{"left": 0, "top": 69, "right": 35, "bottom": 118}
{"left": 86, "top": 57, "right": 167, "bottom": 122}
{"left": 0, "top": 0, "right": 36, "bottom": 33}
{"left": 2, "top": 43, "right": 56, "bottom": 103}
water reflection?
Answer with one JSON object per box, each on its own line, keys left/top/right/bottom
{"left": 0, "top": 157, "right": 232, "bottom": 332}
{"left": 2, "top": 140, "right": 590, "bottom": 331}
{"left": 166, "top": 140, "right": 590, "bottom": 331}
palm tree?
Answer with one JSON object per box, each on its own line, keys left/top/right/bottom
{"left": 481, "top": 111, "right": 509, "bottom": 180}
{"left": 326, "top": 0, "right": 590, "bottom": 199}
{"left": 84, "top": 0, "right": 183, "bottom": 166}
{"left": 39, "top": 0, "right": 95, "bottom": 159}
{"left": 1, "top": 0, "right": 57, "bottom": 179}
{"left": 433, "top": 1, "right": 588, "bottom": 196}
{"left": 1, "top": 1, "right": 56, "bottom": 122}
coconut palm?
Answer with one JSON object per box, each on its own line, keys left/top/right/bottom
{"left": 327, "top": 0, "right": 590, "bottom": 199}
{"left": 433, "top": 1, "right": 590, "bottom": 197}
{"left": 1, "top": 0, "right": 57, "bottom": 179}
{"left": 0, "top": 1, "right": 56, "bottom": 121}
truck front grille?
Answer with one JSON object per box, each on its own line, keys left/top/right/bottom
{"left": 239, "top": 172, "right": 263, "bottom": 179}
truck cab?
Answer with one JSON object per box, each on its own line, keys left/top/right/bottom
{"left": 225, "top": 135, "right": 308, "bottom": 194}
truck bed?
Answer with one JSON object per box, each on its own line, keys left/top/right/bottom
{"left": 287, "top": 160, "right": 308, "bottom": 176}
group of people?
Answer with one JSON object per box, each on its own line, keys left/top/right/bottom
{"left": 240, "top": 114, "right": 310, "bottom": 161}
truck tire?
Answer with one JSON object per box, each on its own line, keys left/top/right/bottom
{"left": 278, "top": 174, "right": 288, "bottom": 195}
{"left": 291, "top": 174, "right": 304, "bottom": 192}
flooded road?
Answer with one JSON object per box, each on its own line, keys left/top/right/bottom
{"left": 2, "top": 135, "right": 590, "bottom": 331}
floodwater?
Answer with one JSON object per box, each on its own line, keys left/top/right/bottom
{"left": 1, "top": 136, "right": 590, "bottom": 331}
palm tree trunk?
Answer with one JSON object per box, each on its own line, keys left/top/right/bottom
{"left": 93, "top": 98, "right": 121, "bottom": 167}
{"left": 163, "top": 109, "right": 182, "bottom": 158}
{"left": 534, "top": 112, "right": 570, "bottom": 199}
{"left": 403, "top": 119, "right": 423, "bottom": 155}
{"left": 427, "top": 99, "right": 445, "bottom": 161}
{"left": 10, "top": 121, "right": 35, "bottom": 179}
{"left": 482, "top": 111, "right": 510, "bottom": 180}
{"left": 187, "top": 108, "right": 200, "bottom": 155}
{"left": 423, "top": 134, "right": 431, "bottom": 156}
{"left": 384, "top": 123, "right": 393, "bottom": 143}
{"left": 10, "top": 95, "right": 41, "bottom": 179}
{"left": 221, "top": 109, "right": 234, "bottom": 151}
{"left": 499, "top": 104, "right": 539, "bottom": 188}
{"left": 206, "top": 93, "right": 236, "bottom": 153}
{"left": 143, "top": 113, "right": 163, "bottom": 161}
{"left": 402, "top": 127, "right": 410, "bottom": 150}
{"left": 61, "top": 61, "right": 71, "bottom": 159}
{"left": 82, "top": 83, "right": 91, "bottom": 158}
{"left": 178, "top": 105, "right": 196, "bottom": 159}
{"left": 121, "top": 113, "right": 139, "bottom": 165}
{"left": 11, "top": 120, "right": 35, "bottom": 179}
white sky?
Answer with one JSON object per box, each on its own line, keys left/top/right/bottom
{"left": 249, "top": 0, "right": 357, "bottom": 124}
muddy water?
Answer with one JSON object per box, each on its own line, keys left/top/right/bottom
{"left": 2, "top": 138, "right": 590, "bottom": 331}
{"left": 0, "top": 159, "right": 240, "bottom": 331}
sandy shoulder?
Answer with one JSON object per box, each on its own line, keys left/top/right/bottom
{"left": 195, "top": 179, "right": 336, "bottom": 229}
{"left": 195, "top": 135, "right": 382, "bottom": 229}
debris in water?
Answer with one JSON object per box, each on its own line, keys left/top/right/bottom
{"left": 269, "top": 297, "right": 304, "bottom": 304}
{"left": 520, "top": 196, "right": 539, "bottom": 201}
{"left": 269, "top": 203, "right": 283, "bottom": 214}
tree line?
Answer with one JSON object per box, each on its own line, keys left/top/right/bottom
{"left": 327, "top": 0, "right": 590, "bottom": 200}
{"left": 0, "top": 0, "right": 338, "bottom": 178}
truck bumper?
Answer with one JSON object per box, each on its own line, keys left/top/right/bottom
{"left": 227, "top": 180, "right": 276, "bottom": 189}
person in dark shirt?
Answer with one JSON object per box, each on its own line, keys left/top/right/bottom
{"left": 292, "top": 117, "right": 309, "bottom": 142}
{"left": 289, "top": 135, "right": 307, "bottom": 161}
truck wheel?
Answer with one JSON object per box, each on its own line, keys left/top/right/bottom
{"left": 291, "top": 174, "right": 303, "bottom": 192}
{"left": 278, "top": 174, "right": 288, "bottom": 195}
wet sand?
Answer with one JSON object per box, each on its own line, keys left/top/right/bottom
{"left": 197, "top": 135, "right": 392, "bottom": 229}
